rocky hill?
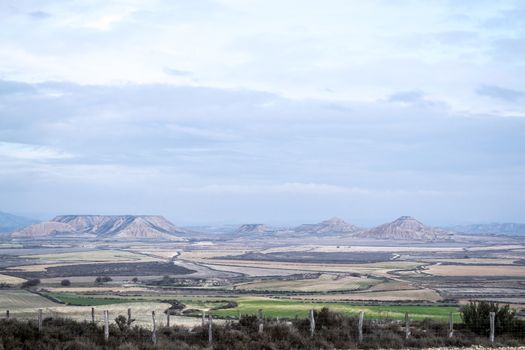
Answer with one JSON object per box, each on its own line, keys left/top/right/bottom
{"left": 293, "top": 217, "right": 360, "bottom": 235}
{"left": 11, "top": 215, "right": 188, "bottom": 241}
{"left": 235, "top": 224, "right": 271, "bottom": 234}
{"left": 357, "top": 216, "right": 452, "bottom": 241}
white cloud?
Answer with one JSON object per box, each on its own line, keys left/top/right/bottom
{"left": 0, "top": 1, "right": 523, "bottom": 116}
{"left": 0, "top": 142, "right": 73, "bottom": 160}
{"left": 176, "top": 182, "right": 452, "bottom": 196}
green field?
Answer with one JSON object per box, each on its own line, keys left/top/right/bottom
{"left": 47, "top": 292, "right": 231, "bottom": 310}
{"left": 210, "top": 297, "right": 461, "bottom": 322}
{"left": 45, "top": 292, "right": 461, "bottom": 322}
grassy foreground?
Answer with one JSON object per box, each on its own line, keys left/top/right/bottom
{"left": 47, "top": 292, "right": 461, "bottom": 322}
{"left": 0, "top": 308, "right": 522, "bottom": 349}
{"left": 210, "top": 297, "right": 461, "bottom": 322}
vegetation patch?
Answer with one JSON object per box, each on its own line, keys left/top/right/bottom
{"left": 5, "top": 261, "right": 195, "bottom": 279}
{"left": 45, "top": 292, "right": 146, "bottom": 306}
{"left": 210, "top": 297, "right": 462, "bottom": 321}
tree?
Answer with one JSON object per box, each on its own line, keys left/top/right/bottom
{"left": 461, "top": 301, "right": 515, "bottom": 335}
{"left": 61, "top": 279, "right": 71, "bottom": 286}
{"left": 95, "top": 276, "right": 112, "bottom": 284}
{"left": 21, "top": 279, "right": 40, "bottom": 288}
{"left": 132, "top": 277, "right": 138, "bottom": 283}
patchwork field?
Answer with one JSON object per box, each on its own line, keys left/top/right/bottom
{"left": 0, "top": 239, "right": 523, "bottom": 329}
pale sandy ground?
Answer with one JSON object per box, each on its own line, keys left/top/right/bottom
{"left": 427, "top": 265, "right": 525, "bottom": 277}
{"left": 199, "top": 259, "right": 420, "bottom": 274}
{"left": 0, "top": 273, "right": 26, "bottom": 284}
{"left": 5, "top": 302, "right": 212, "bottom": 329}
{"left": 262, "top": 245, "right": 468, "bottom": 253}
{"left": 200, "top": 263, "right": 301, "bottom": 277}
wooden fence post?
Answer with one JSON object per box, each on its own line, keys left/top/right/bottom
{"left": 38, "top": 309, "right": 43, "bottom": 331}
{"left": 448, "top": 312, "right": 454, "bottom": 338}
{"left": 404, "top": 312, "right": 410, "bottom": 339}
{"left": 6, "top": 310, "right": 9, "bottom": 319}
{"left": 309, "top": 309, "right": 315, "bottom": 337}
{"left": 202, "top": 311, "right": 206, "bottom": 327}
{"left": 489, "top": 312, "right": 495, "bottom": 343}
{"left": 166, "top": 312, "right": 170, "bottom": 327}
{"left": 104, "top": 310, "right": 109, "bottom": 342}
{"left": 91, "top": 307, "right": 95, "bottom": 324}
{"left": 258, "top": 309, "right": 264, "bottom": 334}
{"left": 358, "top": 311, "right": 364, "bottom": 343}
{"left": 127, "top": 308, "right": 132, "bottom": 326}
{"left": 208, "top": 314, "right": 213, "bottom": 346}
{"left": 152, "top": 311, "right": 157, "bottom": 346}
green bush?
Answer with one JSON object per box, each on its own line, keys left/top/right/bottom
{"left": 460, "top": 301, "right": 516, "bottom": 336}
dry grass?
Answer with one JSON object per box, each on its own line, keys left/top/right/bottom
{"left": 367, "top": 280, "right": 415, "bottom": 292}
{"left": 419, "top": 258, "right": 518, "bottom": 265}
{"left": 235, "top": 274, "right": 379, "bottom": 292}
{"left": 262, "top": 245, "right": 466, "bottom": 253}
{"left": 44, "top": 286, "right": 151, "bottom": 293}
{"left": 0, "top": 273, "right": 26, "bottom": 284}
{"left": 427, "top": 264, "right": 525, "bottom": 277}
{"left": 0, "top": 289, "right": 59, "bottom": 310}
{"left": 197, "top": 259, "right": 420, "bottom": 274}
{"left": 0, "top": 290, "right": 204, "bottom": 328}
{"left": 178, "top": 249, "right": 249, "bottom": 259}
{"left": 22, "top": 250, "right": 161, "bottom": 263}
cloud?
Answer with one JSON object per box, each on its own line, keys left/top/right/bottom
{"left": 28, "top": 11, "right": 51, "bottom": 20}
{"left": 0, "top": 0, "right": 522, "bottom": 117}
{"left": 388, "top": 90, "right": 426, "bottom": 104}
{"left": 477, "top": 85, "right": 524, "bottom": 102}
{"left": 177, "top": 182, "right": 452, "bottom": 197}
{"left": 164, "top": 68, "right": 192, "bottom": 77}
{"left": 0, "top": 80, "right": 35, "bottom": 95}
{"left": 0, "top": 142, "right": 73, "bottom": 160}
{"left": 386, "top": 90, "right": 446, "bottom": 108}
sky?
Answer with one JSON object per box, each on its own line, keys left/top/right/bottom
{"left": 0, "top": 0, "right": 524, "bottom": 226}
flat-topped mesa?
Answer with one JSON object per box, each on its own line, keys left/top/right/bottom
{"left": 294, "top": 217, "right": 360, "bottom": 235}
{"left": 12, "top": 215, "right": 188, "bottom": 241}
{"left": 357, "top": 216, "right": 452, "bottom": 241}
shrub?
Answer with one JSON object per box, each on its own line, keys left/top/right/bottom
{"left": 461, "top": 301, "right": 515, "bottom": 336}
{"left": 60, "top": 279, "right": 71, "bottom": 286}
{"left": 21, "top": 278, "right": 40, "bottom": 288}
{"left": 95, "top": 276, "right": 113, "bottom": 284}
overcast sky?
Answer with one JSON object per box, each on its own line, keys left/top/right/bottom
{"left": 1, "top": 0, "right": 524, "bottom": 226}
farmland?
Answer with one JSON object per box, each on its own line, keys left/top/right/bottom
{"left": 209, "top": 296, "right": 462, "bottom": 322}
{"left": 0, "top": 235, "right": 523, "bottom": 330}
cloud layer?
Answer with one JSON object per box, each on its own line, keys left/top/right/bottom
{"left": 0, "top": 1, "right": 524, "bottom": 225}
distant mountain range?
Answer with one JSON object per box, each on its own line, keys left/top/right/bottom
{"left": 5, "top": 210, "right": 524, "bottom": 242}
{"left": 11, "top": 215, "right": 188, "bottom": 241}
{"left": 235, "top": 216, "right": 452, "bottom": 241}
{"left": 450, "top": 223, "right": 525, "bottom": 236}
{"left": 0, "top": 211, "right": 37, "bottom": 234}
